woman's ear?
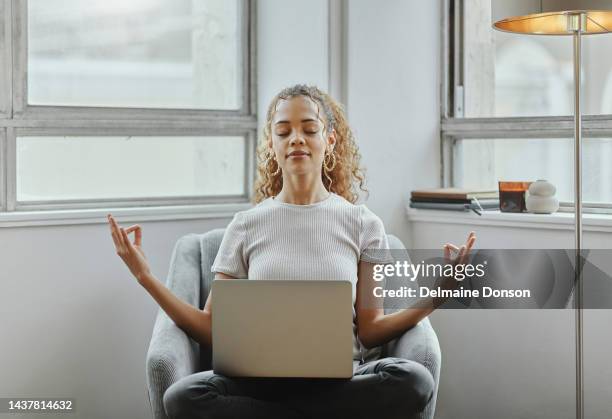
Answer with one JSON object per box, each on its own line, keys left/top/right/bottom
{"left": 327, "top": 128, "right": 337, "bottom": 150}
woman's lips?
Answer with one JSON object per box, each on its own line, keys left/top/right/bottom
{"left": 288, "top": 154, "right": 309, "bottom": 159}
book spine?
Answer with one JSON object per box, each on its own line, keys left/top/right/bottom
{"left": 409, "top": 202, "right": 470, "bottom": 211}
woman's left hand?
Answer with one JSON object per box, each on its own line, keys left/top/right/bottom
{"left": 425, "top": 231, "right": 477, "bottom": 309}
{"left": 443, "top": 231, "right": 476, "bottom": 266}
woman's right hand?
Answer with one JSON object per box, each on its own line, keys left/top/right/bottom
{"left": 107, "top": 213, "right": 152, "bottom": 285}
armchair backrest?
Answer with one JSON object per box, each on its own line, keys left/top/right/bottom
{"left": 197, "top": 228, "right": 225, "bottom": 370}
{"left": 199, "top": 228, "right": 226, "bottom": 308}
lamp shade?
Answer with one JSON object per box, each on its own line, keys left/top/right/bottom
{"left": 493, "top": 0, "right": 612, "bottom": 35}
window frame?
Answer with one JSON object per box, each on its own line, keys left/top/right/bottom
{"left": 441, "top": 0, "right": 612, "bottom": 211}
{"left": 0, "top": 0, "right": 12, "bottom": 119}
{"left": 0, "top": 0, "right": 258, "bottom": 213}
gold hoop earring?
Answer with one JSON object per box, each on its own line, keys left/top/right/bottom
{"left": 266, "top": 151, "right": 281, "bottom": 176}
{"left": 323, "top": 149, "right": 336, "bottom": 191}
{"left": 323, "top": 149, "right": 337, "bottom": 172}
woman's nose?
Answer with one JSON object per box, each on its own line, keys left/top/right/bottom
{"left": 289, "top": 135, "right": 305, "bottom": 145}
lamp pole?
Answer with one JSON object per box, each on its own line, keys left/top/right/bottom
{"left": 571, "top": 12, "right": 584, "bottom": 419}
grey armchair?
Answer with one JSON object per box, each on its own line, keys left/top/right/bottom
{"left": 146, "top": 229, "right": 441, "bottom": 419}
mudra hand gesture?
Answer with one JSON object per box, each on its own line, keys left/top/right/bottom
{"left": 107, "top": 213, "right": 152, "bottom": 284}
{"left": 444, "top": 231, "right": 476, "bottom": 266}
{"left": 429, "top": 231, "right": 477, "bottom": 308}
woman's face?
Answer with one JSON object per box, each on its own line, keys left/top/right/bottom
{"left": 270, "top": 95, "right": 335, "bottom": 177}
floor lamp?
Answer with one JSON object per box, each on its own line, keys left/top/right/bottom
{"left": 493, "top": 3, "right": 612, "bottom": 419}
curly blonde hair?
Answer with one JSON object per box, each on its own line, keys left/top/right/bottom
{"left": 253, "top": 84, "right": 367, "bottom": 204}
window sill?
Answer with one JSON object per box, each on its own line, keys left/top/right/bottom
{"left": 406, "top": 208, "right": 612, "bottom": 233}
{"left": 0, "top": 202, "right": 253, "bottom": 228}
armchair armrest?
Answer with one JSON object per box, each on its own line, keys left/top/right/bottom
{"left": 380, "top": 235, "right": 441, "bottom": 418}
{"left": 146, "top": 234, "right": 202, "bottom": 419}
{"left": 384, "top": 317, "right": 441, "bottom": 419}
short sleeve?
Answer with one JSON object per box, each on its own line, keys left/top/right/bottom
{"left": 211, "top": 212, "right": 248, "bottom": 278}
{"left": 359, "top": 206, "right": 394, "bottom": 264}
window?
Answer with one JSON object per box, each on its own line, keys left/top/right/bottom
{"left": 16, "top": 135, "right": 246, "bottom": 203}
{"left": 442, "top": 0, "right": 612, "bottom": 212}
{"left": 27, "top": 0, "right": 242, "bottom": 110}
{"left": 1, "top": 0, "right": 255, "bottom": 213}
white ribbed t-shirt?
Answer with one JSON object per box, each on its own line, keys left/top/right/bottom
{"left": 210, "top": 192, "right": 392, "bottom": 367}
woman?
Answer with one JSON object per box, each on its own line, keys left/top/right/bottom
{"left": 108, "top": 84, "right": 476, "bottom": 419}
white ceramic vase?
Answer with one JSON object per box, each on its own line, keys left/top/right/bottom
{"left": 526, "top": 179, "right": 559, "bottom": 214}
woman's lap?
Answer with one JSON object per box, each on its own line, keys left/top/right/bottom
{"left": 163, "top": 357, "right": 434, "bottom": 419}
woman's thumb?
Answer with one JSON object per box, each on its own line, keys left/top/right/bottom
{"left": 125, "top": 224, "right": 142, "bottom": 246}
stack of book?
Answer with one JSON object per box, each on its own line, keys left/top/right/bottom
{"left": 410, "top": 188, "right": 500, "bottom": 215}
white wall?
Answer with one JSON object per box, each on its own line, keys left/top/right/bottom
{"left": 256, "top": 0, "right": 329, "bottom": 133}
{"left": 346, "top": 0, "right": 440, "bottom": 249}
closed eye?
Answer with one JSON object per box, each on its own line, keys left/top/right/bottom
{"left": 276, "top": 130, "right": 318, "bottom": 137}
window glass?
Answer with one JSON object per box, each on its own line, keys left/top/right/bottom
{"left": 462, "top": 1, "right": 612, "bottom": 118}
{"left": 453, "top": 137, "right": 612, "bottom": 203}
{"left": 27, "top": 0, "right": 242, "bottom": 110}
{"left": 16, "top": 135, "right": 246, "bottom": 201}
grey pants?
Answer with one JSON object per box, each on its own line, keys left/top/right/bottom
{"left": 163, "top": 357, "right": 434, "bottom": 419}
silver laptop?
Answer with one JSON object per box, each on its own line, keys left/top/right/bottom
{"left": 212, "top": 279, "right": 354, "bottom": 378}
